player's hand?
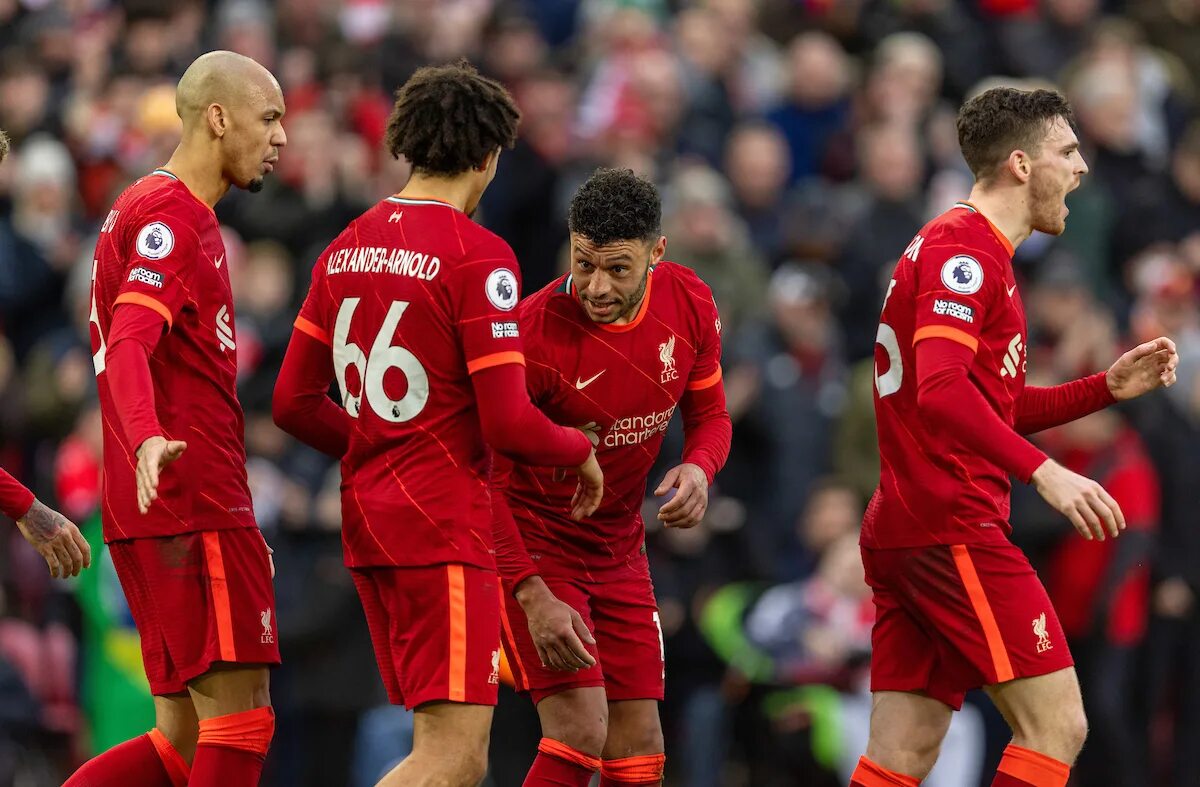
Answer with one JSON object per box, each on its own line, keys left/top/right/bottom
{"left": 654, "top": 463, "right": 709, "bottom": 528}
{"left": 135, "top": 436, "right": 187, "bottom": 514}
{"left": 16, "top": 499, "right": 92, "bottom": 578}
{"left": 570, "top": 449, "right": 604, "bottom": 521}
{"left": 515, "top": 576, "right": 596, "bottom": 672}
{"left": 1031, "top": 459, "right": 1125, "bottom": 541}
{"left": 1107, "top": 336, "right": 1178, "bottom": 400}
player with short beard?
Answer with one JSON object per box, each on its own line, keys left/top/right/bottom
{"left": 851, "top": 87, "right": 1179, "bottom": 787}
{"left": 492, "top": 168, "right": 733, "bottom": 787}
{"left": 69, "top": 51, "right": 287, "bottom": 787}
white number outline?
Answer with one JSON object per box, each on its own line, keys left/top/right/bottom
{"left": 332, "top": 298, "right": 430, "bottom": 422}
{"left": 874, "top": 279, "right": 902, "bottom": 398}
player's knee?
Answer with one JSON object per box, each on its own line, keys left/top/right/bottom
{"left": 603, "top": 719, "right": 664, "bottom": 759}
{"left": 449, "top": 748, "right": 489, "bottom": 786}
{"left": 552, "top": 716, "right": 608, "bottom": 757}
{"left": 1060, "top": 706, "right": 1089, "bottom": 759}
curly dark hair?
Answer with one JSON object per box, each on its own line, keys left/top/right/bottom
{"left": 568, "top": 168, "right": 662, "bottom": 246}
{"left": 957, "top": 87, "right": 1076, "bottom": 182}
{"left": 384, "top": 59, "right": 520, "bottom": 176}
{"left": 0, "top": 129, "right": 7, "bottom": 164}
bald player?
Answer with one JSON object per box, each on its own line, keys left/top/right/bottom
{"left": 0, "top": 127, "right": 94, "bottom": 580}
{"left": 66, "top": 52, "right": 286, "bottom": 787}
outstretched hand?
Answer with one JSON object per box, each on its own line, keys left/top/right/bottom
{"left": 1107, "top": 336, "right": 1178, "bottom": 401}
{"left": 135, "top": 436, "right": 187, "bottom": 514}
{"left": 17, "top": 500, "right": 92, "bottom": 578}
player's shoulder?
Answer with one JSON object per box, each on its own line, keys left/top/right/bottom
{"left": 653, "top": 261, "right": 719, "bottom": 315}
{"left": 919, "top": 207, "right": 1005, "bottom": 262}
{"left": 117, "top": 172, "right": 206, "bottom": 225}
{"left": 518, "top": 273, "right": 573, "bottom": 324}
{"left": 458, "top": 217, "right": 517, "bottom": 262}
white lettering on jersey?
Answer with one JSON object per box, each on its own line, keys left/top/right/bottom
{"left": 1000, "top": 333, "right": 1025, "bottom": 379}
{"left": 903, "top": 235, "right": 925, "bottom": 262}
{"left": 326, "top": 246, "right": 442, "bottom": 280}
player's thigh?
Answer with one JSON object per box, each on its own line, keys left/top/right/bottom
{"left": 188, "top": 663, "right": 271, "bottom": 718}
{"left": 603, "top": 699, "right": 664, "bottom": 759}
{"left": 410, "top": 700, "right": 494, "bottom": 758}
{"left": 588, "top": 573, "right": 664, "bottom": 703}
{"left": 371, "top": 563, "right": 503, "bottom": 709}
{"left": 537, "top": 686, "right": 610, "bottom": 755}
{"left": 499, "top": 575, "right": 604, "bottom": 702}
{"left": 984, "top": 667, "right": 1087, "bottom": 751}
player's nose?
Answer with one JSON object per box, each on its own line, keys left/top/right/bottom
{"left": 273, "top": 124, "right": 288, "bottom": 148}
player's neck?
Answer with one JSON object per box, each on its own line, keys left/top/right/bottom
{"left": 964, "top": 184, "right": 1032, "bottom": 253}
{"left": 162, "top": 142, "right": 231, "bottom": 209}
{"left": 397, "top": 173, "right": 479, "bottom": 214}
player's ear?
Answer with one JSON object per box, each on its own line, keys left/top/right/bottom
{"left": 650, "top": 235, "right": 667, "bottom": 264}
{"left": 476, "top": 148, "right": 499, "bottom": 172}
{"left": 207, "top": 103, "right": 229, "bottom": 139}
{"left": 1008, "top": 149, "right": 1032, "bottom": 184}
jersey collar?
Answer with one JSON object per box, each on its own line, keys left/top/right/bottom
{"left": 954, "top": 201, "right": 1015, "bottom": 259}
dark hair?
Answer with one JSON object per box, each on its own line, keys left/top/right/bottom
{"left": 384, "top": 59, "right": 520, "bottom": 176}
{"left": 0, "top": 129, "right": 8, "bottom": 164}
{"left": 957, "top": 87, "right": 1075, "bottom": 181}
{"left": 568, "top": 168, "right": 662, "bottom": 246}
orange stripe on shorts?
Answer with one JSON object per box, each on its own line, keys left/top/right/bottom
{"left": 950, "top": 544, "right": 1014, "bottom": 683}
{"left": 447, "top": 565, "right": 467, "bottom": 702}
{"left": 497, "top": 585, "right": 530, "bottom": 688}
{"left": 202, "top": 531, "right": 238, "bottom": 662}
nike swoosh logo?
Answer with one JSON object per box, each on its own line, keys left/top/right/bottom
{"left": 575, "top": 370, "right": 605, "bottom": 390}
{"left": 215, "top": 254, "right": 224, "bottom": 269}
{"left": 1007, "top": 284, "right": 1017, "bottom": 297}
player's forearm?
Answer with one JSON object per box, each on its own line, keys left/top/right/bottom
{"left": 106, "top": 337, "right": 164, "bottom": 452}
{"left": 1013, "top": 373, "right": 1114, "bottom": 435}
{"left": 915, "top": 340, "right": 1047, "bottom": 483}
{"left": 0, "top": 468, "right": 35, "bottom": 521}
{"left": 272, "top": 330, "right": 351, "bottom": 458}
{"left": 472, "top": 364, "right": 592, "bottom": 467}
{"left": 681, "top": 383, "right": 732, "bottom": 484}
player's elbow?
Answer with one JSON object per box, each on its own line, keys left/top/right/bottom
{"left": 270, "top": 387, "right": 303, "bottom": 438}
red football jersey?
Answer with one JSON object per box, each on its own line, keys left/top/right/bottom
{"left": 862, "top": 202, "right": 1028, "bottom": 549}
{"left": 500, "top": 262, "right": 723, "bottom": 580}
{"left": 90, "top": 169, "right": 255, "bottom": 541}
{"left": 294, "top": 196, "right": 527, "bottom": 569}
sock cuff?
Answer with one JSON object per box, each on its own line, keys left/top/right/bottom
{"left": 197, "top": 706, "right": 275, "bottom": 756}
{"left": 146, "top": 729, "right": 190, "bottom": 787}
{"left": 538, "top": 738, "right": 601, "bottom": 772}
{"left": 851, "top": 756, "right": 921, "bottom": 787}
{"left": 600, "top": 753, "right": 666, "bottom": 784}
{"left": 997, "top": 744, "right": 1070, "bottom": 787}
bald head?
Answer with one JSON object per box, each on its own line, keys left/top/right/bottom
{"left": 0, "top": 130, "right": 8, "bottom": 163}
{"left": 176, "top": 51, "right": 282, "bottom": 129}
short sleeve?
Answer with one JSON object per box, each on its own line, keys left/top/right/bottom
{"left": 686, "top": 290, "right": 724, "bottom": 391}
{"left": 293, "top": 258, "right": 333, "bottom": 346}
{"left": 912, "top": 240, "right": 1003, "bottom": 354}
{"left": 448, "top": 236, "right": 525, "bottom": 374}
{"left": 113, "top": 207, "right": 202, "bottom": 328}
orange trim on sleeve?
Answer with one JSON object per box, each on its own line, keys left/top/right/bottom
{"left": 115, "top": 292, "right": 174, "bottom": 328}
{"left": 201, "top": 531, "right": 238, "bottom": 662}
{"left": 539, "top": 738, "right": 601, "bottom": 771}
{"left": 293, "top": 315, "right": 331, "bottom": 346}
{"left": 951, "top": 545, "right": 1015, "bottom": 684}
{"left": 497, "top": 587, "right": 530, "bottom": 689}
{"left": 447, "top": 565, "right": 468, "bottom": 702}
{"left": 686, "top": 367, "right": 723, "bottom": 391}
{"left": 600, "top": 754, "right": 666, "bottom": 784}
{"left": 913, "top": 325, "right": 979, "bottom": 353}
{"left": 147, "top": 728, "right": 190, "bottom": 787}
{"left": 997, "top": 744, "right": 1070, "bottom": 787}
{"left": 466, "top": 351, "right": 525, "bottom": 375}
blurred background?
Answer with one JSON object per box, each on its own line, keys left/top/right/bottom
{"left": 0, "top": 0, "right": 1198, "bottom": 784}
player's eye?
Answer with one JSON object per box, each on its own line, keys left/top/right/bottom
{"left": 577, "top": 260, "right": 593, "bottom": 271}
{"left": 612, "top": 266, "right": 626, "bottom": 274}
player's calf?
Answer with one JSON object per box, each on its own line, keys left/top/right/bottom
{"left": 862, "top": 690, "right": 954, "bottom": 781}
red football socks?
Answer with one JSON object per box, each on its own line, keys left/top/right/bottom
{"left": 849, "top": 755, "right": 920, "bottom": 786}
{"left": 64, "top": 729, "right": 189, "bottom": 787}
{"left": 991, "top": 744, "right": 1070, "bottom": 786}
{"left": 600, "top": 753, "right": 666, "bottom": 785}
{"left": 189, "top": 706, "right": 275, "bottom": 787}
{"left": 523, "top": 737, "right": 600, "bottom": 786}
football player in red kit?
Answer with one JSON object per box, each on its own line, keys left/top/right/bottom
{"left": 492, "top": 168, "right": 732, "bottom": 787}
{"left": 272, "top": 61, "right": 603, "bottom": 787}
{"left": 67, "top": 52, "right": 286, "bottom": 787}
{"left": 0, "top": 130, "right": 92, "bottom": 580}
{"left": 851, "top": 88, "right": 1178, "bottom": 787}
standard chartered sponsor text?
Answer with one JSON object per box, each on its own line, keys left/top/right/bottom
{"left": 605, "top": 405, "right": 677, "bottom": 447}
{"left": 327, "top": 246, "right": 441, "bottom": 280}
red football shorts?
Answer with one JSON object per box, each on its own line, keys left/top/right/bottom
{"left": 862, "top": 540, "right": 1074, "bottom": 710}
{"left": 351, "top": 563, "right": 501, "bottom": 710}
{"left": 499, "top": 569, "right": 665, "bottom": 705}
{"left": 109, "top": 527, "right": 280, "bottom": 696}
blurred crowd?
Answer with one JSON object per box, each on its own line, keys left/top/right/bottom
{"left": 1, "top": 0, "right": 1199, "bottom": 784}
